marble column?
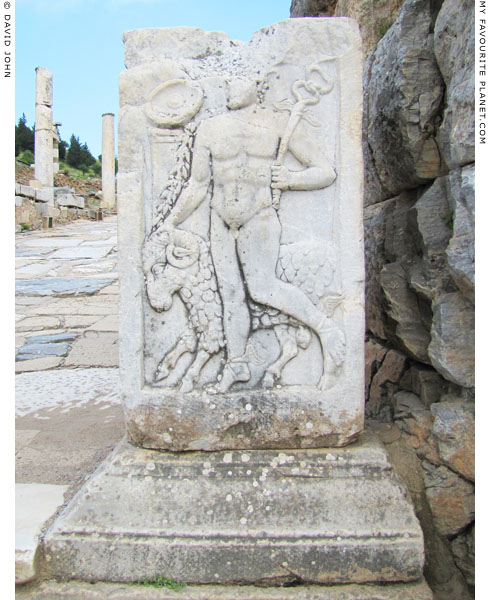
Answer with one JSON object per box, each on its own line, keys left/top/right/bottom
{"left": 34, "top": 67, "right": 54, "bottom": 205}
{"left": 101, "top": 113, "right": 116, "bottom": 209}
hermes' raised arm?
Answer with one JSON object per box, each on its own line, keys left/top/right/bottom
{"left": 165, "top": 133, "right": 211, "bottom": 227}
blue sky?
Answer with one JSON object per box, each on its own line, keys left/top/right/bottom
{"left": 15, "top": 0, "right": 291, "bottom": 158}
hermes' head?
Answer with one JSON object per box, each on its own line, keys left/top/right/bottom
{"left": 226, "top": 78, "right": 257, "bottom": 110}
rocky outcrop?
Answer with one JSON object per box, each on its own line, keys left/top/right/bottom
{"left": 292, "top": 0, "right": 475, "bottom": 596}
{"left": 433, "top": 0, "right": 475, "bottom": 170}
{"left": 290, "top": 0, "right": 337, "bottom": 18}
{"left": 363, "top": 0, "right": 444, "bottom": 204}
{"left": 291, "top": 0, "right": 405, "bottom": 54}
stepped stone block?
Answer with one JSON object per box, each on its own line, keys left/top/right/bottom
{"left": 42, "top": 434, "right": 425, "bottom": 586}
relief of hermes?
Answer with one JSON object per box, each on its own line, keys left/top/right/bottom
{"left": 163, "top": 76, "right": 345, "bottom": 391}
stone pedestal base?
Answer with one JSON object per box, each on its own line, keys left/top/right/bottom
{"left": 17, "top": 580, "right": 434, "bottom": 599}
{"left": 41, "top": 433, "right": 425, "bottom": 588}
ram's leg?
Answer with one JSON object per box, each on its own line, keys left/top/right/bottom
{"left": 262, "top": 325, "right": 299, "bottom": 388}
{"left": 180, "top": 348, "right": 212, "bottom": 393}
{"left": 155, "top": 330, "right": 196, "bottom": 382}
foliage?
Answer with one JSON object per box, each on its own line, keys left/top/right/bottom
{"left": 57, "top": 160, "right": 101, "bottom": 181}
{"left": 91, "top": 161, "right": 102, "bottom": 176}
{"left": 66, "top": 134, "right": 96, "bottom": 170}
{"left": 378, "top": 19, "right": 394, "bottom": 38}
{"left": 133, "top": 576, "right": 186, "bottom": 591}
{"left": 59, "top": 140, "right": 68, "bottom": 161}
{"left": 15, "top": 114, "right": 34, "bottom": 157}
{"left": 18, "top": 149, "right": 34, "bottom": 165}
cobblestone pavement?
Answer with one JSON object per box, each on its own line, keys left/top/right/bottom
{"left": 15, "top": 216, "right": 126, "bottom": 583}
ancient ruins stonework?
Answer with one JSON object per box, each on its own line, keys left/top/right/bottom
{"left": 118, "top": 18, "right": 364, "bottom": 450}
{"left": 33, "top": 67, "right": 54, "bottom": 205}
{"left": 42, "top": 21, "right": 428, "bottom": 593}
{"left": 101, "top": 112, "right": 116, "bottom": 210}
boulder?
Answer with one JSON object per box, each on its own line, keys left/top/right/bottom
{"left": 430, "top": 398, "right": 474, "bottom": 481}
{"left": 409, "top": 365, "right": 447, "bottom": 408}
{"left": 428, "top": 292, "right": 474, "bottom": 389}
{"left": 364, "top": 339, "right": 388, "bottom": 400}
{"left": 422, "top": 461, "right": 474, "bottom": 537}
{"left": 19, "top": 185, "right": 36, "bottom": 199}
{"left": 451, "top": 524, "right": 475, "bottom": 587}
{"left": 34, "top": 187, "right": 52, "bottom": 203}
{"left": 380, "top": 261, "right": 431, "bottom": 363}
{"left": 394, "top": 392, "right": 440, "bottom": 465}
{"left": 364, "top": 198, "right": 394, "bottom": 339}
{"left": 366, "top": 349, "right": 407, "bottom": 418}
{"left": 56, "top": 193, "right": 85, "bottom": 209}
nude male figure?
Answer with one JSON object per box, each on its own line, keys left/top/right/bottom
{"left": 165, "top": 78, "right": 345, "bottom": 390}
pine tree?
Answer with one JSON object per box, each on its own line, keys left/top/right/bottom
{"left": 59, "top": 140, "right": 68, "bottom": 161}
{"left": 66, "top": 134, "right": 82, "bottom": 168}
{"left": 80, "top": 142, "right": 96, "bottom": 167}
{"left": 15, "top": 114, "right": 34, "bottom": 156}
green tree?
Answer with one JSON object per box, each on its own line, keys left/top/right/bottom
{"left": 59, "top": 140, "right": 68, "bottom": 161}
{"left": 15, "top": 114, "right": 34, "bottom": 156}
{"left": 80, "top": 142, "right": 96, "bottom": 167}
{"left": 66, "top": 134, "right": 82, "bottom": 168}
{"left": 19, "top": 149, "right": 34, "bottom": 165}
{"left": 90, "top": 162, "right": 102, "bottom": 176}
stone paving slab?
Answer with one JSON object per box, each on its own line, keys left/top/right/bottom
{"left": 16, "top": 580, "right": 434, "bottom": 599}
{"left": 13, "top": 218, "right": 132, "bottom": 591}
{"left": 50, "top": 246, "right": 113, "bottom": 260}
{"left": 87, "top": 314, "right": 119, "bottom": 332}
{"left": 80, "top": 236, "right": 118, "bottom": 246}
{"left": 16, "top": 237, "right": 83, "bottom": 248}
{"left": 15, "top": 262, "right": 60, "bottom": 277}
{"left": 16, "top": 248, "right": 54, "bottom": 257}
{"left": 15, "top": 368, "right": 120, "bottom": 417}
{"left": 16, "top": 317, "right": 63, "bottom": 331}
{"left": 16, "top": 357, "right": 63, "bottom": 373}
{"left": 16, "top": 278, "right": 115, "bottom": 296}
{"left": 64, "top": 333, "right": 119, "bottom": 367}
{"left": 16, "top": 342, "right": 70, "bottom": 361}
{"left": 16, "top": 430, "right": 41, "bottom": 452}
{"left": 16, "top": 483, "right": 69, "bottom": 584}
{"left": 62, "top": 315, "right": 102, "bottom": 328}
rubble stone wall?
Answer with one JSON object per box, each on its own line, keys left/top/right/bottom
{"left": 290, "top": 1, "right": 475, "bottom": 598}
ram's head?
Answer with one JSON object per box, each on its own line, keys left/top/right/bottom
{"left": 143, "top": 228, "right": 200, "bottom": 312}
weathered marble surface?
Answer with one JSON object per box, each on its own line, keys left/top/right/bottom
{"left": 42, "top": 433, "right": 424, "bottom": 585}
{"left": 101, "top": 113, "right": 116, "bottom": 210}
{"left": 17, "top": 580, "right": 434, "bottom": 599}
{"left": 34, "top": 67, "right": 54, "bottom": 204}
{"left": 118, "top": 19, "right": 364, "bottom": 450}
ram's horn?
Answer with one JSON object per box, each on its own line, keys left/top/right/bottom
{"left": 166, "top": 229, "right": 200, "bottom": 268}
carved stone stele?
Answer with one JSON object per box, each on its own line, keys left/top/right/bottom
{"left": 118, "top": 18, "right": 364, "bottom": 450}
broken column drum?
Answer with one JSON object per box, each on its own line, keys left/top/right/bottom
{"left": 118, "top": 18, "right": 365, "bottom": 451}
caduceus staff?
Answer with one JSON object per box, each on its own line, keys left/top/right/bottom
{"left": 271, "top": 64, "right": 334, "bottom": 209}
